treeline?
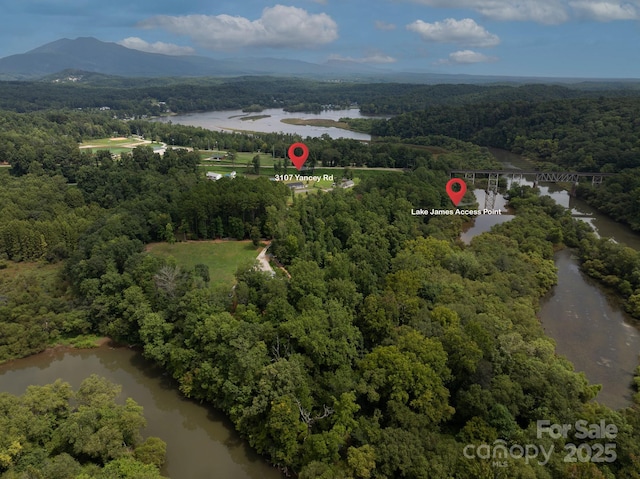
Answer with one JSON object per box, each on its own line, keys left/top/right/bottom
{"left": 500, "top": 185, "right": 640, "bottom": 320}
{"left": 0, "top": 109, "right": 503, "bottom": 180}
{"left": 372, "top": 96, "right": 640, "bottom": 171}
{"left": 0, "top": 145, "right": 285, "bottom": 260}
{"left": 576, "top": 231, "right": 640, "bottom": 319}
{"left": 0, "top": 261, "right": 92, "bottom": 362}
{"left": 577, "top": 172, "right": 640, "bottom": 232}
{"left": 55, "top": 168, "right": 640, "bottom": 477}
{"left": 0, "top": 375, "right": 167, "bottom": 478}
{"left": 0, "top": 174, "right": 102, "bottom": 262}
{"left": 0, "top": 150, "right": 289, "bottom": 362}
{"left": 371, "top": 96, "right": 640, "bottom": 230}
{"left": 2, "top": 77, "right": 639, "bottom": 115}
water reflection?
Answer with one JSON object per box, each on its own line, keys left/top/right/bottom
{"left": 462, "top": 148, "right": 640, "bottom": 409}
{"left": 539, "top": 250, "right": 640, "bottom": 409}
{"left": 0, "top": 347, "right": 282, "bottom": 479}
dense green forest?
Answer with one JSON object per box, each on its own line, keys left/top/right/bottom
{"left": 0, "top": 108, "right": 502, "bottom": 179}
{"left": 371, "top": 96, "right": 640, "bottom": 231}
{"left": 2, "top": 81, "right": 640, "bottom": 478}
{"left": 2, "top": 163, "right": 639, "bottom": 477}
{"left": 370, "top": 94, "right": 640, "bottom": 318}
{"left": 0, "top": 375, "right": 167, "bottom": 478}
{"left": 2, "top": 77, "right": 640, "bottom": 115}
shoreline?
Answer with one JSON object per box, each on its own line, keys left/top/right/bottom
{"left": 0, "top": 336, "right": 116, "bottom": 367}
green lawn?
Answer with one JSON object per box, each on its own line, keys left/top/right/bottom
{"left": 82, "top": 137, "right": 132, "bottom": 147}
{"left": 146, "top": 240, "right": 261, "bottom": 286}
{"left": 79, "top": 137, "right": 163, "bottom": 155}
{"left": 86, "top": 147, "right": 132, "bottom": 155}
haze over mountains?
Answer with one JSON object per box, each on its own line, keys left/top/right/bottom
{"left": 0, "top": 37, "right": 391, "bottom": 81}
{"left": 0, "top": 37, "right": 638, "bottom": 85}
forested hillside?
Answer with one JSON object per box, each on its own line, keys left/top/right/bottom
{"left": 58, "top": 167, "right": 640, "bottom": 478}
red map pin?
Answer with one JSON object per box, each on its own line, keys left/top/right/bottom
{"left": 288, "top": 143, "right": 309, "bottom": 171}
{"left": 446, "top": 178, "right": 467, "bottom": 206}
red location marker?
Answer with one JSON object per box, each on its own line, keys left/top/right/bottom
{"left": 288, "top": 143, "right": 309, "bottom": 171}
{"left": 446, "top": 178, "right": 467, "bottom": 206}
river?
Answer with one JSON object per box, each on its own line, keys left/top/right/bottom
{"left": 0, "top": 347, "right": 282, "bottom": 479}
{"left": 153, "top": 108, "right": 374, "bottom": 141}
{"left": 464, "top": 148, "right": 640, "bottom": 409}
{"left": 0, "top": 146, "right": 637, "bottom": 479}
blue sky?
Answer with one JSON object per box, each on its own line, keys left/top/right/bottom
{"left": 2, "top": 0, "right": 639, "bottom": 78}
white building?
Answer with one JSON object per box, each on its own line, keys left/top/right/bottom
{"left": 206, "top": 172, "right": 222, "bottom": 181}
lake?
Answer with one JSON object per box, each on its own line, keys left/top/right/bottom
{"left": 153, "top": 108, "right": 375, "bottom": 141}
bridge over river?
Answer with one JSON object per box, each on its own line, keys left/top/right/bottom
{"left": 449, "top": 169, "right": 615, "bottom": 209}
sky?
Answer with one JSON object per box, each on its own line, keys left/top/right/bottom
{"left": 1, "top": 0, "right": 639, "bottom": 78}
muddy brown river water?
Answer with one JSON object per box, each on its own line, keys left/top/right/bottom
{"left": 463, "top": 148, "right": 640, "bottom": 409}
{"left": 0, "top": 347, "right": 282, "bottom": 479}
{"left": 0, "top": 145, "right": 638, "bottom": 479}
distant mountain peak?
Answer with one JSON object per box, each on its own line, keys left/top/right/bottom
{"left": 1, "top": 37, "right": 350, "bottom": 80}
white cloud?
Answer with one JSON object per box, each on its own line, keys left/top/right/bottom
{"left": 375, "top": 20, "right": 397, "bottom": 30}
{"left": 138, "top": 5, "right": 338, "bottom": 51}
{"left": 329, "top": 53, "right": 397, "bottom": 63}
{"left": 436, "top": 49, "right": 499, "bottom": 64}
{"left": 406, "top": 0, "right": 569, "bottom": 24}
{"left": 569, "top": 1, "right": 639, "bottom": 20}
{"left": 117, "top": 37, "right": 195, "bottom": 55}
{"left": 407, "top": 18, "right": 500, "bottom": 47}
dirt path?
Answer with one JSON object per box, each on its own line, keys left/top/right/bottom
{"left": 256, "top": 242, "right": 275, "bottom": 275}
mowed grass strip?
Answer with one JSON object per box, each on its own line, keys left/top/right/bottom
{"left": 79, "top": 137, "right": 132, "bottom": 148}
{"left": 146, "top": 240, "right": 261, "bottom": 286}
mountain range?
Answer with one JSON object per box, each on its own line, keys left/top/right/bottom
{"left": 1, "top": 37, "right": 638, "bottom": 85}
{"left": 0, "top": 37, "right": 392, "bottom": 81}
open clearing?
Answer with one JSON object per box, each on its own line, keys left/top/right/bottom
{"left": 145, "top": 240, "right": 261, "bottom": 286}
{"left": 79, "top": 137, "right": 164, "bottom": 154}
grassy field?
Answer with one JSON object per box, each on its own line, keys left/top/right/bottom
{"left": 201, "top": 151, "right": 279, "bottom": 167}
{"left": 79, "top": 137, "right": 163, "bottom": 155}
{"left": 81, "top": 137, "right": 132, "bottom": 147}
{"left": 146, "top": 240, "right": 261, "bottom": 286}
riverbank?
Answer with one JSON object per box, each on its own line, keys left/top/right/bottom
{"left": 474, "top": 178, "right": 640, "bottom": 409}
{"left": 539, "top": 249, "right": 640, "bottom": 409}
{"left": 0, "top": 345, "right": 283, "bottom": 479}
{"left": 456, "top": 148, "right": 640, "bottom": 409}
{"left": 0, "top": 335, "right": 112, "bottom": 367}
